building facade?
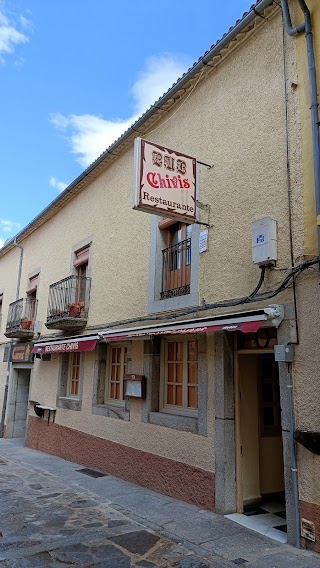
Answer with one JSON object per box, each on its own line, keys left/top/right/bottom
{"left": 0, "top": 0, "right": 319, "bottom": 552}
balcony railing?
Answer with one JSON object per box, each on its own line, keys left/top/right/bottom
{"left": 5, "top": 297, "right": 37, "bottom": 338}
{"left": 160, "top": 238, "right": 191, "bottom": 300}
{"left": 46, "top": 275, "right": 91, "bottom": 330}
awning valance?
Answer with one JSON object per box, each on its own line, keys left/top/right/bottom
{"left": 101, "top": 313, "right": 267, "bottom": 342}
{"left": 32, "top": 336, "right": 99, "bottom": 355}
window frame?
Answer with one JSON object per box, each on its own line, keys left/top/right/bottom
{"left": 106, "top": 343, "right": 129, "bottom": 406}
{"left": 148, "top": 215, "right": 199, "bottom": 314}
{"left": 66, "top": 351, "right": 81, "bottom": 398}
{"left": 57, "top": 351, "right": 84, "bottom": 411}
{"left": 73, "top": 246, "right": 89, "bottom": 305}
{"left": 161, "top": 221, "right": 191, "bottom": 297}
{"left": 26, "top": 272, "right": 40, "bottom": 322}
{"left": 160, "top": 336, "right": 198, "bottom": 418}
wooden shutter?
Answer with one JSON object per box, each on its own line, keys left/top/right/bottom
{"left": 26, "top": 274, "right": 39, "bottom": 295}
{"left": 74, "top": 246, "right": 89, "bottom": 267}
{"left": 158, "top": 218, "right": 178, "bottom": 230}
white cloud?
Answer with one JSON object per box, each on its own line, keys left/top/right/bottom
{"left": 131, "top": 54, "right": 188, "bottom": 115}
{"left": 50, "top": 54, "right": 190, "bottom": 168}
{"left": 20, "top": 15, "right": 31, "bottom": 29}
{"left": 0, "top": 219, "right": 21, "bottom": 233}
{"left": 0, "top": 9, "right": 29, "bottom": 62}
{"left": 0, "top": 218, "right": 21, "bottom": 248}
{"left": 49, "top": 176, "right": 68, "bottom": 193}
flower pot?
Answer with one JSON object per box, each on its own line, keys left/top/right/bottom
{"left": 21, "top": 320, "right": 32, "bottom": 330}
{"left": 69, "top": 306, "right": 80, "bottom": 317}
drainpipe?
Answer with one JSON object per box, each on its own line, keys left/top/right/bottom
{"left": 281, "top": 0, "right": 320, "bottom": 255}
{"left": 14, "top": 239, "right": 23, "bottom": 301}
{"left": 0, "top": 239, "right": 24, "bottom": 438}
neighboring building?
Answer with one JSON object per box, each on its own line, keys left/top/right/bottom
{"left": 0, "top": 0, "right": 319, "bottom": 553}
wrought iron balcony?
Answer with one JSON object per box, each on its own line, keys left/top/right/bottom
{"left": 46, "top": 275, "right": 91, "bottom": 330}
{"left": 160, "top": 238, "right": 191, "bottom": 300}
{"left": 5, "top": 297, "right": 37, "bottom": 338}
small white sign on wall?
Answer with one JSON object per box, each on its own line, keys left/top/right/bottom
{"left": 199, "top": 230, "right": 208, "bottom": 253}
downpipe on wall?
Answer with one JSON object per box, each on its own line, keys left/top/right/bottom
{"left": 0, "top": 240, "right": 23, "bottom": 438}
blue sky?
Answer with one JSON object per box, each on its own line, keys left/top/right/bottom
{"left": 0, "top": 0, "right": 252, "bottom": 247}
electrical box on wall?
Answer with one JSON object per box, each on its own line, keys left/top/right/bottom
{"left": 252, "top": 217, "right": 277, "bottom": 266}
{"left": 274, "top": 344, "right": 294, "bottom": 362}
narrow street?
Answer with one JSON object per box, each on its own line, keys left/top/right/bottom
{"left": 0, "top": 440, "right": 319, "bottom": 568}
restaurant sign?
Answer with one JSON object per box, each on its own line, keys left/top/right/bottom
{"left": 32, "top": 338, "right": 98, "bottom": 355}
{"left": 10, "top": 343, "right": 34, "bottom": 363}
{"left": 133, "top": 138, "right": 197, "bottom": 223}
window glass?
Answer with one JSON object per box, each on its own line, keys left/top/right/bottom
{"left": 67, "top": 352, "right": 81, "bottom": 397}
{"left": 108, "top": 344, "right": 128, "bottom": 402}
{"left": 164, "top": 338, "right": 198, "bottom": 412}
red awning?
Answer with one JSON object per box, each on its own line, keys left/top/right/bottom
{"left": 32, "top": 336, "right": 99, "bottom": 355}
{"left": 101, "top": 314, "right": 266, "bottom": 342}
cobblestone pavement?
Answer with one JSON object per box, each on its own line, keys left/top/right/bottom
{"left": 0, "top": 440, "right": 319, "bottom": 568}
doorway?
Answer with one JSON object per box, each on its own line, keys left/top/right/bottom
{"left": 11, "top": 368, "right": 31, "bottom": 439}
{"left": 237, "top": 352, "right": 285, "bottom": 514}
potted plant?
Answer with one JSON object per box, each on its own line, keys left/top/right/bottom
{"left": 20, "top": 318, "right": 32, "bottom": 330}
{"left": 68, "top": 301, "right": 85, "bottom": 317}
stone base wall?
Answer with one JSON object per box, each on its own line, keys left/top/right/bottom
{"left": 300, "top": 500, "right": 320, "bottom": 553}
{"left": 27, "top": 416, "right": 215, "bottom": 510}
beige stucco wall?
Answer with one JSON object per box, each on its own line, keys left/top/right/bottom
{"left": 0, "top": 6, "right": 311, "bottom": 476}
{"left": 28, "top": 344, "right": 215, "bottom": 471}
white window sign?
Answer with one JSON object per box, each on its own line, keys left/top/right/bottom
{"left": 133, "top": 138, "right": 197, "bottom": 223}
{"left": 199, "top": 230, "right": 208, "bottom": 253}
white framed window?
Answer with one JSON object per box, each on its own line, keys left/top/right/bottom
{"left": 67, "top": 351, "right": 81, "bottom": 398}
{"left": 161, "top": 337, "right": 198, "bottom": 415}
{"left": 106, "top": 344, "right": 128, "bottom": 404}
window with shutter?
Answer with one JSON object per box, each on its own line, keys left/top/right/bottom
{"left": 67, "top": 352, "right": 81, "bottom": 397}
{"left": 160, "top": 221, "right": 191, "bottom": 299}
{"left": 74, "top": 247, "right": 89, "bottom": 303}
{"left": 107, "top": 344, "right": 128, "bottom": 403}
{"left": 26, "top": 274, "right": 39, "bottom": 296}
{"left": 162, "top": 337, "right": 198, "bottom": 414}
{"left": 26, "top": 274, "right": 39, "bottom": 321}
